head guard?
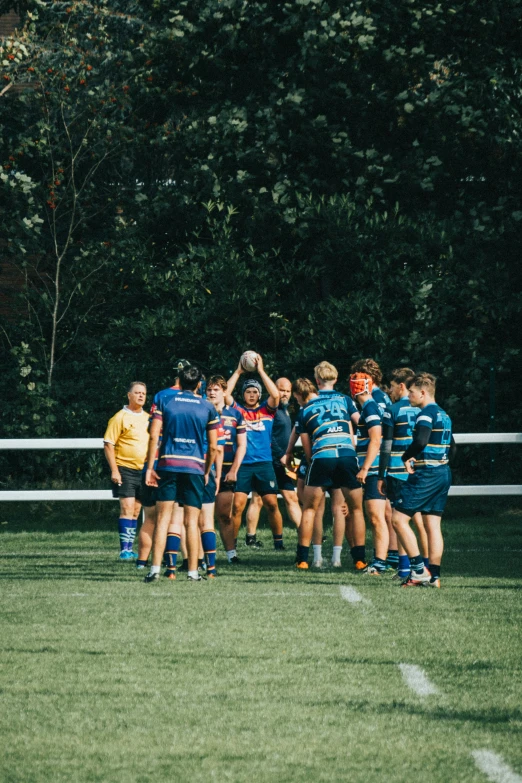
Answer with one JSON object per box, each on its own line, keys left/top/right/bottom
{"left": 349, "top": 372, "right": 373, "bottom": 397}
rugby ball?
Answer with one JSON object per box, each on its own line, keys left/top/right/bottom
{"left": 241, "top": 351, "right": 259, "bottom": 372}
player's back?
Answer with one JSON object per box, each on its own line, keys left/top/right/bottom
{"left": 157, "top": 391, "right": 219, "bottom": 474}
{"left": 300, "top": 390, "right": 355, "bottom": 459}
{"left": 385, "top": 398, "right": 418, "bottom": 478}
{"left": 414, "top": 403, "right": 452, "bottom": 469}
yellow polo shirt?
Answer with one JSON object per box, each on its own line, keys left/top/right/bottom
{"left": 103, "top": 407, "right": 150, "bottom": 470}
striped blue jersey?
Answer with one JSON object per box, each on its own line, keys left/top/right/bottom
{"left": 382, "top": 396, "right": 418, "bottom": 480}
{"left": 356, "top": 398, "right": 382, "bottom": 474}
{"left": 412, "top": 403, "right": 452, "bottom": 469}
{"left": 372, "top": 386, "right": 392, "bottom": 414}
{"left": 232, "top": 401, "right": 276, "bottom": 464}
{"left": 298, "top": 389, "right": 356, "bottom": 460}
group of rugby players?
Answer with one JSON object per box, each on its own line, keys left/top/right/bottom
{"left": 103, "top": 354, "right": 455, "bottom": 587}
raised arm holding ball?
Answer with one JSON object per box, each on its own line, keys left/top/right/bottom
{"left": 225, "top": 353, "right": 285, "bottom": 553}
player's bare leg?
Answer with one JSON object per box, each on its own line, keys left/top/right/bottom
{"left": 184, "top": 506, "right": 202, "bottom": 578}
{"left": 198, "top": 502, "right": 217, "bottom": 577}
{"left": 261, "top": 493, "right": 284, "bottom": 548}
{"left": 297, "top": 486, "right": 324, "bottom": 567}
{"left": 364, "top": 498, "right": 389, "bottom": 562}
{"left": 413, "top": 512, "right": 429, "bottom": 559}
{"left": 331, "top": 488, "right": 347, "bottom": 567}
{"left": 422, "top": 514, "right": 443, "bottom": 585}
{"left": 345, "top": 490, "right": 367, "bottom": 569}
{"left": 246, "top": 491, "right": 263, "bottom": 536}
{"left": 216, "top": 490, "right": 236, "bottom": 558}
{"left": 311, "top": 493, "right": 326, "bottom": 567}
{"left": 137, "top": 505, "right": 156, "bottom": 564}
{"left": 281, "top": 489, "right": 301, "bottom": 529}
{"left": 392, "top": 508, "right": 431, "bottom": 586}
{"left": 231, "top": 492, "right": 249, "bottom": 540}
{"left": 147, "top": 500, "right": 175, "bottom": 578}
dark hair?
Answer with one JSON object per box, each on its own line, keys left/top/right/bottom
{"left": 179, "top": 365, "right": 202, "bottom": 391}
{"left": 128, "top": 381, "right": 147, "bottom": 392}
{"left": 410, "top": 372, "right": 437, "bottom": 394}
{"left": 390, "top": 367, "right": 415, "bottom": 387}
{"left": 350, "top": 358, "right": 382, "bottom": 386}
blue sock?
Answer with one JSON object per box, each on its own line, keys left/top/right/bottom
{"left": 398, "top": 554, "right": 410, "bottom": 578}
{"left": 165, "top": 533, "right": 181, "bottom": 573}
{"left": 128, "top": 519, "right": 137, "bottom": 551}
{"left": 118, "top": 518, "right": 133, "bottom": 552}
{"left": 201, "top": 530, "right": 217, "bottom": 575}
{"left": 371, "top": 557, "right": 387, "bottom": 572}
{"left": 410, "top": 554, "right": 425, "bottom": 574}
{"left": 423, "top": 557, "right": 430, "bottom": 568}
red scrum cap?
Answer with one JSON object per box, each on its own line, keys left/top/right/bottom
{"left": 349, "top": 372, "right": 373, "bottom": 397}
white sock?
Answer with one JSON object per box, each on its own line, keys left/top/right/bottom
{"left": 332, "top": 546, "right": 342, "bottom": 563}
{"left": 150, "top": 565, "right": 160, "bottom": 575}
{"left": 188, "top": 570, "right": 199, "bottom": 579}
{"left": 226, "top": 549, "right": 237, "bottom": 562}
{"left": 313, "top": 545, "right": 322, "bottom": 561}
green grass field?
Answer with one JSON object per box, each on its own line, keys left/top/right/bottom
{"left": 1, "top": 499, "right": 521, "bottom": 783}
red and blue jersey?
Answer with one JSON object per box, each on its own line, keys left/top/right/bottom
{"left": 297, "top": 390, "right": 356, "bottom": 460}
{"left": 153, "top": 390, "right": 220, "bottom": 474}
{"left": 220, "top": 406, "right": 246, "bottom": 467}
{"left": 233, "top": 400, "right": 276, "bottom": 464}
{"left": 356, "top": 398, "right": 382, "bottom": 475}
{"left": 412, "top": 403, "right": 452, "bottom": 469}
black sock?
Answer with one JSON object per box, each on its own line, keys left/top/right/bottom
{"left": 136, "top": 559, "right": 148, "bottom": 567}
{"left": 351, "top": 545, "right": 366, "bottom": 563}
{"left": 246, "top": 534, "right": 256, "bottom": 543}
{"left": 429, "top": 563, "right": 441, "bottom": 578}
{"left": 296, "top": 544, "right": 309, "bottom": 563}
{"left": 410, "top": 554, "right": 425, "bottom": 574}
{"left": 273, "top": 534, "right": 284, "bottom": 550}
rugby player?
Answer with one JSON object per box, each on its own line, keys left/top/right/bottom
{"left": 295, "top": 362, "right": 362, "bottom": 569}
{"left": 392, "top": 373, "right": 455, "bottom": 588}
{"left": 206, "top": 376, "right": 247, "bottom": 565}
{"left": 350, "top": 372, "right": 389, "bottom": 575}
{"left": 245, "top": 377, "right": 302, "bottom": 546}
{"left": 144, "top": 365, "right": 219, "bottom": 582}
{"left": 103, "top": 382, "right": 149, "bottom": 560}
{"left": 225, "top": 355, "right": 285, "bottom": 550}
{"left": 378, "top": 367, "right": 428, "bottom": 579}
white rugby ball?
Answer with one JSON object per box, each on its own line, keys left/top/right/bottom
{"left": 241, "top": 351, "right": 259, "bottom": 372}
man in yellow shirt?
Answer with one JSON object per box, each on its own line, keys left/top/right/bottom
{"left": 104, "top": 382, "right": 150, "bottom": 560}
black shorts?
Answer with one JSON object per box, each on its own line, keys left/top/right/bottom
{"left": 111, "top": 466, "right": 143, "bottom": 500}
{"left": 140, "top": 474, "right": 157, "bottom": 507}
{"left": 386, "top": 475, "right": 406, "bottom": 507}
{"left": 363, "top": 474, "right": 386, "bottom": 502}
{"left": 273, "top": 462, "right": 296, "bottom": 492}
{"left": 201, "top": 471, "right": 217, "bottom": 505}
{"left": 156, "top": 470, "right": 205, "bottom": 509}
{"left": 217, "top": 469, "right": 236, "bottom": 494}
{"left": 305, "top": 456, "right": 360, "bottom": 491}
{"left": 235, "top": 462, "right": 278, "bottom": 496}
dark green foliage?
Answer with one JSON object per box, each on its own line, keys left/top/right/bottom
{"left": 0, "top": 0, "right": 521, "bottom": 487}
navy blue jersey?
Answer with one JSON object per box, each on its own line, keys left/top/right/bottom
{"left": 382, "top": 396, "right": 418, "bottom": 481}
{"left": 372, "top": 387, "right": 392, "bottom": 414}
{"left": 298, "top": 390, "right": 356, "bottom": 460}
{"left": 412, "top": 403, "right": 452, "bottom": 469}
{"left": 233, "top": 400, "right": 276, "bottom": 464}
{"left": 356, "top": 398, "right": 382, "bottom": 474}
{"left": 153, "top": 390, "right": 220, "bottom": 474}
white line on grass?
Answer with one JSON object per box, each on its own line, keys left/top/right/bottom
{"left": 472, "top": 750, "right": 522, "bottom": 783}
{"left": 398, "top": 664, "right": 439, "bottom": 696}
{"left": 339, "top": 586, "right": 372, "bottom": 605}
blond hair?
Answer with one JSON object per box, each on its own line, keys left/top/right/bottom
{"left": 292, "top": 377, "right": 317, "bottom": 401}
{"left": 314, "top": 361, "right": 338, "bottom": 383}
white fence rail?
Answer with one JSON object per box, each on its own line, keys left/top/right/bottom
{"left": 0, "top": 435, "right": 521, "bottom": 500}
